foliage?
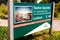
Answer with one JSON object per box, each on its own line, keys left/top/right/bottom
{"left": 44, "top": 31, "right": 60, "bottom": 40}
{"left": 55, "top": 2, "right": 60, "bottom": 13}
{"left": 54, "top": 2, "right": 60, "bottom": 20}
{"left": 13, "top": 0, "right": 19, "bottom": 2}
{"left": 40, "top": 0, "right": 50, "bottom": 3}
{"left": 0, "top": 26, "right": 8, "bottom": 40}
{"left": 0, "top": 4, "right": 7, "bottom": 19}
{"left": 0, "top": 4, "right": 7, "bottom": 14}
{"left": 31, "top": 30, "right": 60, "bottom": 40}
{"left": 13, "top": 0, "right": 37, "bottom": 3}
{"left": 0, "top": 0, "right": 7, "bottom": 5}
{"left": 0, "top": 12, "right": 5, "bottom": 18}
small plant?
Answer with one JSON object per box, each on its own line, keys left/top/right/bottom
{"left": 0, "top": 12, "right": 5, "bottom": 19}
{"left": 0, "top": 26, "right": 8, "bottom": 40}
{"left": 0, "top": 4, "right": 7, "bottom": 19}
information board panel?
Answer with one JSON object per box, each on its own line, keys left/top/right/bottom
{"left": 9, "top": 1, "right": 53, "bottom": 40}
{"left": 13, "top": 3, "right": 53, "bottom": 39}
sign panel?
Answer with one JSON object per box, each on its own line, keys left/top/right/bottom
{"left": 13, "top": 3, "right": 52, "bottom": 40}
{"left": 9, "top": 1, "right": 53, "bottom": 40}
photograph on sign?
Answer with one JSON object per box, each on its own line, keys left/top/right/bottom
{"left": 14, "top": 6, "right": 32, "bottom": 23}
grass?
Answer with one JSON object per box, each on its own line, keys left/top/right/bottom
{"left": 31, "top": 30, "right": 60, "bottom": 40}
{"left": 44, "top": 31, "right": 60, "bottom": 40}
{"left": 0, "top": 26, "right": 60, "bottom": 40}
{"left": 54, "top": 17, "right": 60, "bottom": 20}
{"left": 0, "top": 26, "right": 8, "bottom": 40}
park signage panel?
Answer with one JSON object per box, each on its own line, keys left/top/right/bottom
{"left": 9, "top": 1, "right": 53, "bottom": 40}
{"left": 13, "top": 3, "right": 52, "bottom": 39}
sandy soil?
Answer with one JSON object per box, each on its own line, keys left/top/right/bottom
{"left": 0, "top": 19, "right": 8, "bottom": 26}
{"left": 0, "top": 19, "right": 60, "bottom": 31}
{"left": 52, "top": 20, "right": 60, "bottom": 31}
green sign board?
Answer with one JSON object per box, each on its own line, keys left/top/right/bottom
{"left": 13, "top": 3, "right": 53, "bottom": 40}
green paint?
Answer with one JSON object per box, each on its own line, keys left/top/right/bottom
{"left": 13, "top": 3, "right": 52, "bottom": 39}
{"left": 14, "top": 22, "right": 45, "bottom": 39}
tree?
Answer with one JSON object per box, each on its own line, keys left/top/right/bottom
{"left": 0, "top": 0, "right": 7, "bottom": 5}
{"left": 13, "top": 0, "right": 19, "bottom": 2}
{"left": 40, "top": 0, "right": 50, "bottom": 3}
{"left": 55, "top": 2, "right": 60, "bottom": 13}
{"left": 50, "top": 0, "right": 60, "bottom": 3}
{"left": 54, "top": 2, "right": 60, "bottom": 19}
{"left": 13, "top": 0, "right": 37, "bottom": 3}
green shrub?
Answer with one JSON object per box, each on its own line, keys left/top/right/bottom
{"left": 0, "top": 26, "right": 8, "bottom": 40}
{"left": 0, "top": 4, "right": 7, "bottom": 19}
{"left": 0, "top": 12, "right": 5, "bottom": 19}
{"left": 31, "top": 31, "right": 60, "bottom": 40}
{"left": 0, "top": 4, "right": 7, "bottom": 15}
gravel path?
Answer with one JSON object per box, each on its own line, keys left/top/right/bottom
{"left": 0, "top": 19, "right": 60, "bottom": 31}
{"left": 0, "top": 19, "right": 8, "bottom": 26}
{"left": 52, "top": 20, "right": 60, "bottom": 31}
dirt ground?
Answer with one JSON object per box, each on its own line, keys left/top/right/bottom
{"left": 0, "top": 19, "right": 60, "bottom": 31}
{"left": 52, "top": 20, "right": 60, "bottom": 31}
{"left": 0, "top": 19, "right": 8, "bottom": 26}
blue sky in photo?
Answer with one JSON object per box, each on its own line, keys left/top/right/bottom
{"left": 15, "top": 6, "right": 32, "bottom": 14}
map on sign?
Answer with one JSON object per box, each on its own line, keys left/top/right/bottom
{"left": 9, "top": 1, "right": 53, "bottom": 40}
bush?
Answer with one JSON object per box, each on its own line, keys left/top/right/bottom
{"left": 0, "top": 4, "right": 7, "bottom": 15}
{"left": 54, "top": 2, "right": 60, "bottom": 19}
{"left": 32, "top": 31, "right": 60, "bottom": 40}
{"left": 0, "top": 4, "right": 7, "bottom": 19}
{"left": 1, "top": 4, "right": 7, "bottom": 14}
{"left": 0, "top": 12, "right": 5, "bottom": 19}
{"left": 0, "top": 26, "right": 8, "bottom": 40}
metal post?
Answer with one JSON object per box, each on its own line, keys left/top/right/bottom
{"left": 49, "top": 2, "right": 55, "bottom": 35}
